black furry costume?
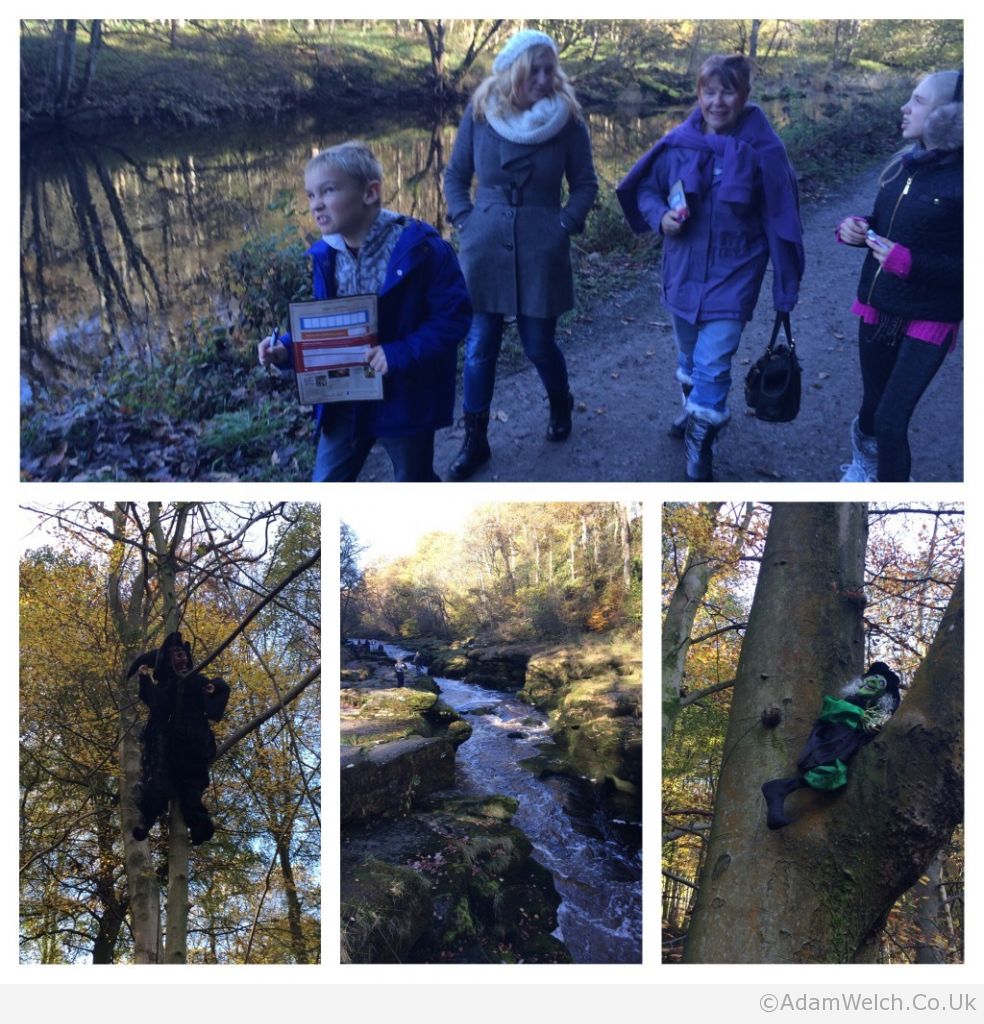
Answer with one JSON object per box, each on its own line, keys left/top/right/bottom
{"left": 761, "top": 661, "right": 901, "bottom": 830}
{"left": 128, "top": 631, "right": 230, "bottom": 845}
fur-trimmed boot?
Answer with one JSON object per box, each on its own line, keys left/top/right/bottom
{"left": 448, "top": 411, "right": 491, "bottom": 481}
{"left": 668, "top": 377, "right": 694, "bottom": 440}
{"left": 546, "top": 389, "right": 574, "bottom": 441}
{"left": 684, "top": 404, "right": 729, "bottom": 482}
{"left": 839, "top": 416, "right": 878, "bottom": 482}
{"left": 761, "top": 776, "right": 807, "bottom": 830}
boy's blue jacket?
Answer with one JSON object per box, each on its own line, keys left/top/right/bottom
{"left": 281, "top": 218, "right": 471, "bottom": 438}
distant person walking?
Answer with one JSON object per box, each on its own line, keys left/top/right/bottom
{"left": 443, "top": 29, "right": 599, "bottom": 480}
{"left": 394, "top": 659, "right": 407, "bottom": 687}
{"left": 835, "top": 70, "right": 963, "bottom": 482}
{"left": 617, "top": 54, "right": 804, "bottom": 482}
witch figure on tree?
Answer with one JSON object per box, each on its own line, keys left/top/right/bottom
{"left": 761, "top": 661, "right": 901, "bottom": 830}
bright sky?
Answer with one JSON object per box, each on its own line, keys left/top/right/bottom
{"left": 344, "top": 496, "right": 490, "bottom": 567}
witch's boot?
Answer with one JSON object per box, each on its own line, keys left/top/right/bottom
{"left": 761, "top": 776, "right": 807, "bottom": 830}
{"left": 683, "top": 405, "right": 729, "bottom": 482}
{"left": 838, "top": 416, "right": 878, "bottom": 482}
{"left": 546, "top": 389, "right": 574, "bottom": 441}
{"left": 448, "top": 411, "right": 491, "bottom": 481}
{"left": 668, "top": 381, "right": 694, "bottom": 440}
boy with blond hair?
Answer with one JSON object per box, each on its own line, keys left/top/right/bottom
{"left": 259, "top": 141, "right": 471, "bottom": 481}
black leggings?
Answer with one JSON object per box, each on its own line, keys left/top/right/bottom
{"left": 857, "top": 320, "right": 950, "bottom": 482}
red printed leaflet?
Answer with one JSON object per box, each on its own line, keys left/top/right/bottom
{"left": 288, "top": 294, "right": 383, "bottom": 404}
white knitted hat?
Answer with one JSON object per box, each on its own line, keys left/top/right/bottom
{"left": 492, "top": 29, "right": 557, "bottom": 74}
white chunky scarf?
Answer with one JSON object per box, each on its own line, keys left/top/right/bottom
{"left": 485, "top": 94, "right": 570, "bottom": 145}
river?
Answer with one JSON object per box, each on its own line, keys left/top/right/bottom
{"left": 380, "top": 641, "right": 642, "bottom": 964}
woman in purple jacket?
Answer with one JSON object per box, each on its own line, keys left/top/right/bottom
{"left": 618, "top": 55, "right": 804, "bottom": 481}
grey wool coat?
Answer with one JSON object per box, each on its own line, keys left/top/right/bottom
{"left": 444, "top": 105, "right": 599, "bottom": 318}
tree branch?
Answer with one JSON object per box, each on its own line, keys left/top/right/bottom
{"left": 663, "top": 868, "right": 699, "bottom": 890}
{"left": 680, "top": 678, "right": 735, "bottom": 708}
{"left": 214, "top": 665, "right": 320, "bottom": 759}
{"left": 192, "top": 548, "right": 320, "bottom": 674}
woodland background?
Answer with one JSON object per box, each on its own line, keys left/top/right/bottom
{"left": 19, "top": 502, "right": 321, "bottom": 964}
{"left": 663, "top": 502, "right": 963, "bottom": 964}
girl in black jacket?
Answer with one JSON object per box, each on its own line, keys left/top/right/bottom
{"left": 836, "top": 70, "right": 962, "bottom": 482}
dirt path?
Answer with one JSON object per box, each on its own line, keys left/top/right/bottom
{"left": 362, "top": 165, "right": 963, "bottom": 482}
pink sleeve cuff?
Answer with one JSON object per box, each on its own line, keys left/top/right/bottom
{"left": 883, "top": 242, "right": 912, "bottom": 278}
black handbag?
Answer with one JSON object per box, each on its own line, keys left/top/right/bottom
{"left": 744, "top": 312, "right": 801, "bottom": 422}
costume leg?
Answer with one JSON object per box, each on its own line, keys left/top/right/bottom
{"left": 761, "top": 776, "right": 807, "bottom": 830}
{"left": 872, "top": 335, "right": 950, "bottom": 482}
{"left": 175, "top": 758, "right": 215, "bottom": 846}
{"left": 134, "top": 774, "right": 169, "bottom": 841}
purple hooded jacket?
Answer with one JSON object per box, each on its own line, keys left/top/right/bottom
{"left": 617, "top": 105, "right": 804, "bottom": 324}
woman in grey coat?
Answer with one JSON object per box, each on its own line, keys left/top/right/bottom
{"left": 443, "top": 29, "right": 598, "bottom": 480}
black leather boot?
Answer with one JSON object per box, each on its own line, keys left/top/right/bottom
{"left": 547, "top": 390, "right": 574, "bottom": 441}
{"left": 761, "top": 777, "right": 806, "bottom": 830}
{"left": 448, "top": 411, "right": 491, "bottom": 481}
{"left": 668, "top": 383, "right": 694, "bottom": 440}
{"left": 684, "top": 412, "right": 725, "bottom": 481}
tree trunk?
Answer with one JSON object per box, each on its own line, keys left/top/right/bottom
{"left": 662, "top": 503, "right": 722, "bottom": 741}
{"left": 913, "top": 849, "right": 947, "bottom": 963}
{"left": 107, "top": 504, "right": 161, "bottom": 964}
{"left": 164, "top": 802, "right": 191, "bottom": 963}
{"left": 685, "top": 505, "right": 963, "bottom": 963}
{"left": 53, "top": 19, "right": 78, "bottom": 117}
{"left": 278, "top": 838, "right": 310, "bottom": 963}
{"left": 71, "top": 20, "right": 101, "bottom": 107}
{"left": 748, "top": 19, "right": 762, "bottom": 60}
{"left": 619, "top": 504, "right": 632, "bottom": 589}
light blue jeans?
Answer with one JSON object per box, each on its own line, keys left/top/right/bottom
{"left": 672, "top": 315, "right": 744, "bottom": 413}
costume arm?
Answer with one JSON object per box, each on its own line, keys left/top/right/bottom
{"left": 444, "top": 108, "right": 476, "bottom": 227}
{"left": 137, "top": 668, "right": 157, "bottom": 708}
{"left": 379, "top": 240, "right": 472, "bottom": 377}
{"left": 203, "top": 676, "right": 231, "bottom": 722}
{"left": 560, "top": 119, "right": 599, "bottom": 234}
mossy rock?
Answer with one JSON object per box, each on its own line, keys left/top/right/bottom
{"left": 340, "top": 857, "right": 433, "bottom": 964}
{"left": 340, "top": 736, "right": 456, "bottom": 823}
{"left": 341, "top": 792, "right": 570, "bottom": 963}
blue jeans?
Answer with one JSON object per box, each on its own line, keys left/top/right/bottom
{"left": 462, "top": 312, "right": 568, "bottom": 413}
{"left": 672, "top": 316, "right": 744, "bottom": 412}
{"left": 313, "top": 407, "right": 438, "bottom": 482}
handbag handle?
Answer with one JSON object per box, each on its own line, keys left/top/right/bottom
{"left": 767, "top": 312, "right": 794, "bottom": 353}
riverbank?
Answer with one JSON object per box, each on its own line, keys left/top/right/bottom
{"left": 21, "top": 20, "right": 927, "bottom": 134}
{"left": 422, "top": 632, "right": 642, "bottom": 808}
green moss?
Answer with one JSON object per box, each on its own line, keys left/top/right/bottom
{"left": 340, "top": 857, "right": 432, "bottom": 964}
{"left": 443, "top": 896, "right": 477, "bottom": 946}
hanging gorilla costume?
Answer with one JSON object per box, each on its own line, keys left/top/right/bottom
{"left": 761, "top": 661, "right": 901, "bottom": 830}
{"left": 128, "top": 630, "right": 230, "bottom": 845}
